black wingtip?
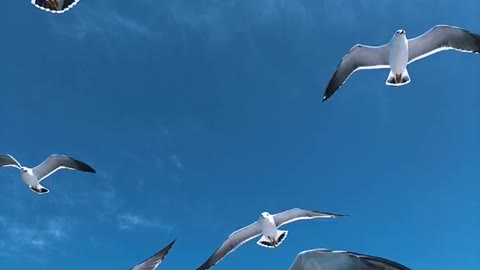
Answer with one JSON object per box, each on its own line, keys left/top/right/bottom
{"left": 83, "top": 164, "right": 96, "bottom": 174}
{"left": 70, "top": 156, "right": 96, "bottom": 173}
{"left": 168, "top": 238, "right": 176, "bottom": 247}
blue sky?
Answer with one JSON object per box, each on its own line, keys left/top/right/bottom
{"left": 0, "top": 0, "right": 478, "bottom": 269}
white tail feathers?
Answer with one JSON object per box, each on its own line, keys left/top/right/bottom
{"left": 29, "top": 184, "right": 49, "bottom": 194}
{"left": 385, "top": 69, "right": 411, "bottom": 86}
{"left": 256, "top": 230, "right": 288, "bottom": 248}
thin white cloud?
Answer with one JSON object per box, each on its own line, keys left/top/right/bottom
{"left": 0, "top": 216, "right": 70, "bottom": 255}
{"left": 0, "top": 216, "right": 6, "bottom": 226}
{"left": 117, "top": 213, "right": 174, "bottom": 232}
{"left": 46, "top": 218, "right": 67, "bottom": 241}
{"left": 48, "top": 2, "right": 161, "bottom": 40}
{"left": 171, "top": 154, "right": 184, "bottom": 170}
{"left": 30, "top": 239, "right": 47, "bottom": 249}
{"left": 45, "top": 0, "right": 324, "bottom": 43}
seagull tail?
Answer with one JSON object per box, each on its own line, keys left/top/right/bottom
{"left": 385, "top": 69, "right": 411, "bottom": 86}
{"left": 29, "top": 184, "right": 49, "bottom": 195}
{"left": 256, "top": 230, "right": 288, "bottom": 249}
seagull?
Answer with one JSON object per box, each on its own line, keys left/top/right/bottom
{"left": 196, "top": 208, "right": 347, "bottom": 270}
{"left": 322, "top": 25, "right": 480, "bottom": 102}
{"left": 289, "top": 248, "right": 410, "bottom": 270}
{"left": 31, "top": 0, "right": 80, "bottom": 14}
{"left": 0, "top": 154, "right": 96, "bottom": 194}
{"left": 130, "top": 239, "right": 176, "bottom": 270}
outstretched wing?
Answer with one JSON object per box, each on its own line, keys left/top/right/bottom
{"left": 0, "top": 154, "right": 22, "bottom": 169}
{"left": 32, "top": 154, "right": 95, "bottom": 182}
{"left": 130, "top": 239, "right": 176, "bottom": 270}
{"left": 408, "top": 25, "right": 480, "bottom": 64}
{"left": 273, "top": 208, "right": 347, "bottom": 228}
{"left": 323, "top": 44, "right": 390, "bottom": 102}
{"left": 196, "top": 222, "right": 262, "bottom": 270}
{"left": 289, "top": 249, "right": 411, "bottom": 270}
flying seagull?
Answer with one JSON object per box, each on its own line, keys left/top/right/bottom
{"left": 289, "top": 248, "right": 410, "bottom": 270}
{"left": 130, "top": 239, "right": 176, "bottom": 270}
{"left": 322, "top": 25, "right": 480, "bottom": 101}
{"left": 196, "top": 208, "right": 347, "bottom": 270}
{"left": 0, "top": 154, "right": 95, "bottom": 194}
{"left": 31, "top": 0, "right": 80, "bottom": 14}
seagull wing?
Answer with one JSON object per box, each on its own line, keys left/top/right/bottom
{"left": 130, "top": 239, "right": 176, "bottom": 270}
{"left": 32, "top": 154, "right": 96, "bottom": 182}
{"left": 408, "top": 25, "right": 480, "bottom": 64}
{"left": 196, "top": 221, "right": 262, "bottom": 270}
{"left": 289, "top": 249, "right": 411, "bottom": 270}
{"left": 0, "top": 154, "right": 21, "bottom": 169}
{"left": 323, "top": 44, "right": 390, "bottom": 102}
{"left": 343, "top": 251, "right": 411, "bottom": 270}
{"left": 273, "top": 208, "right": 347, "bottom": 228}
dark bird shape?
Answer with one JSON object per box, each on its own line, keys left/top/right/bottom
{"left": 130, "top": 239, "right": 176, "bottom": 270}
{"left": 31, "top": 0, "right": 80, "bottom": 14}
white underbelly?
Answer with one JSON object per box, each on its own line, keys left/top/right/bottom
{"left": 259, "top": 219, "right": 277, "bottom": 238}
{"left": 389, "top": 42, "right": 408, "bottom": 74}
{"left": 20, "top": 172, "right": 38, "bottom": 186}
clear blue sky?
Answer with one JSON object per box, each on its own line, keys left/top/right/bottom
{"left": 0, "top": 1, "right": 478, "bottom": 269}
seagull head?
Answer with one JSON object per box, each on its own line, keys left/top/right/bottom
{"left": 260, "top": 212, "right": 270, "bottom": 219}
{"left": 20, "top": 167, "right": 28, "bottom": 172}
{"left": 395, "top": 29, "right": 406, "bottom": 36}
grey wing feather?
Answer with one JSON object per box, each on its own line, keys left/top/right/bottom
{"left": 408, "top": 25, "right": 480, "bottom": 64}
{"left": 0, "top": 154, "right": 21, "bottom": 169}
{"left": 289, "top": 249, "right": 410, "bottom": 270}
{"left": 323, "top": 44, "right": 390, "bottom": 102}
{"left": 273, "top": 208, "right": 347, "bottom": 228}
{"left": 345, "top": 251, "right": 411, "bottom": 270}
{"left": 33, "top": 154, "right": 96, "bottom": 182}
{"left": 196, "top": 222, "right": 261, "bottom": 270}
{"left": 130, "top": 239, "right": 176, "bottom": 270}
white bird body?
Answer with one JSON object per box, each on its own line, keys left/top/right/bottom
{"left": 389, "top": 32, "right": 409, "bottom": 75}
{"left": 20, "top": 167, "right": 38, "bottom": 187}
{"left": 385, "top": 30, "right": 411, "bottom": 86}
{"left": 258, "top": 212, "right": 277, "bottom": 238}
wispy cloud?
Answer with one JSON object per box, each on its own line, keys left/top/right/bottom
{"left": 117, "top": 213, "right": 174, "bottom": 232}
{"left": 171, "top": 154, "right": 184, "bottom": 170}
{"left": 46, "top": 0, "right": 324, "bottom": 43}
{"left": 48, "top": 2, "right": 161, "bottom": 40}
{"left": 0, "top": 216, "right": 70, "bottom": 256}
{"left": 46, "top": 218, "right": 67, "bottom": 241}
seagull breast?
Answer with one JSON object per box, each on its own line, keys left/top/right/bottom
{"left": 389, "top": 34, "right": 409, "bottom": 73}
{"left": 20, "top": 169, "right": 38, "bottom": 186}
{"left": 259, "top": 216, "right": 277, "bottom": 237}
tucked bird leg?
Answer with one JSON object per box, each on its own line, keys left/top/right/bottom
{"left": 395, "top": 73, "right": 402, "bottom": 83}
